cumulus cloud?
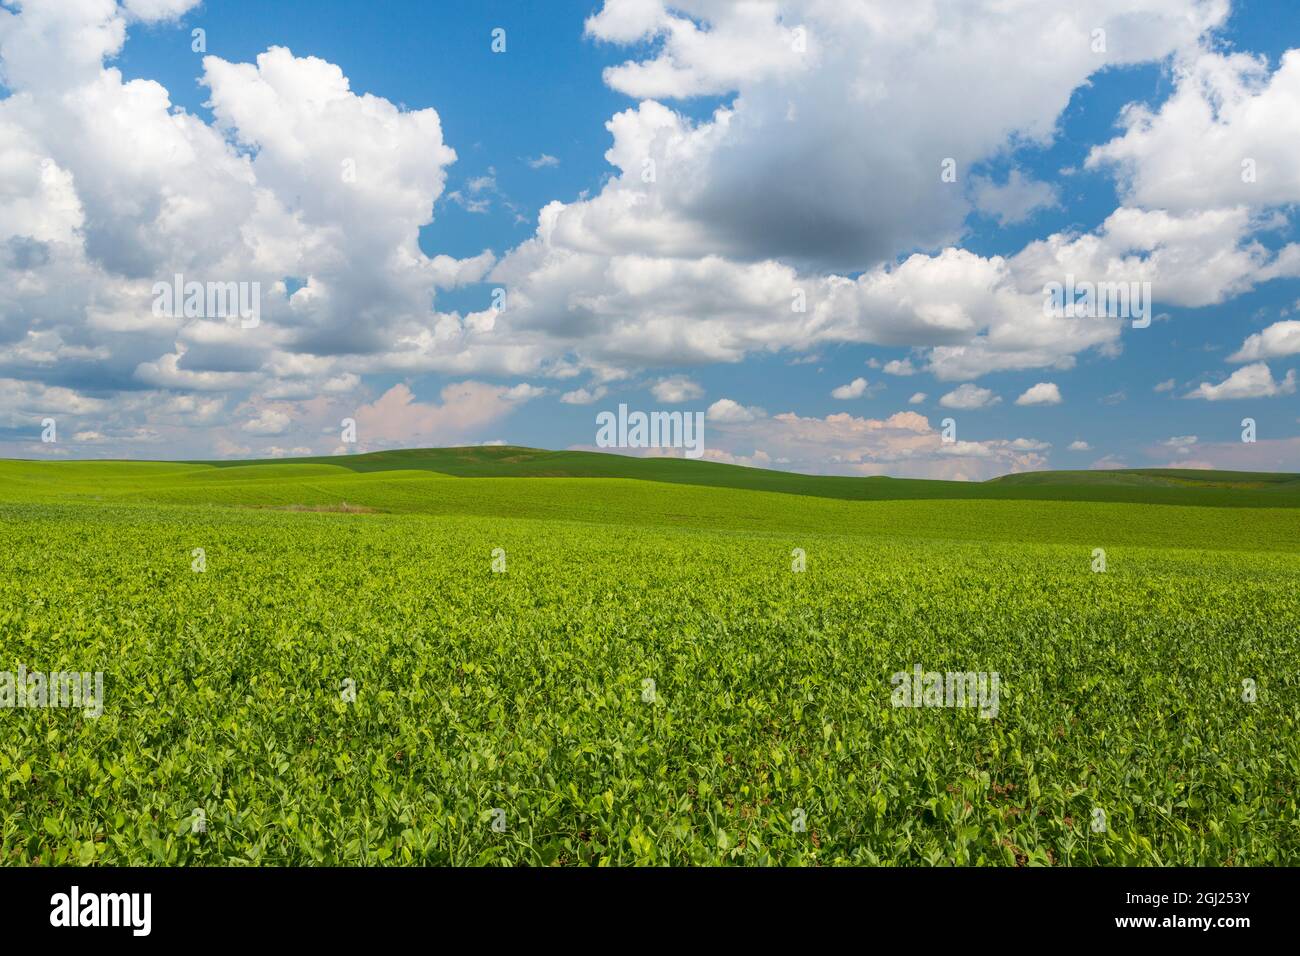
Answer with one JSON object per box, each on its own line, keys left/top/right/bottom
{"left": 1142, "top": 435, "right": 1300, "bottom": 471}
{"left": 481, "top": 0, "right": 1250, "bottom": 385}
{"left": 560, "top": 386, "right": 608, "bottom": 405}
{"left": 1068, "top": 440, "right": 1091, "bottom": 451}
{"left": 1014, "top": 382, "right": 1062, "bottom": 406}
{"left": 490, "top": 228, "right": 1191, "bottom": 382}
{"left": 707, "top": 406, "right": 1050, "bottom": 480}
{"left": 831, "top": 377, "right": 868, "bottom": 399}
{"left": 0, "top": 376, "right": 107, "bottom": 427}
{"left": 939, "top": 383, "right": 1000, "bottom": 410}
{"left": 706, "top": 398, "right": 764, "bottom": 423}
{"left": 1088, "top": 48, "right": 1300, "bottom": 214}
{"left": 5, "top": 0, "right": 1297, "bottom": 467}
{"left": 971, "top": 169, "right": 1059, "bottom": 225}
{"left": 0, "top": 0, "right": 506, "bottom": 456}
{"left": 1008, "top": 206, "right": 1300, "bottom": 315}
{"left": 650, "top": 375, "right": 704, "bottom": 403}
{"left": 908, "top": 392, "right": 927, "bottom": 404}
{"left": 579, "top": 0, "right": 1220, "bottom": 270}
{"left": 1229, "top": 321, "right": 1300, "bottom": 362}
{"left": 445, "top": 169, "right": 498, "bottom": 214}
{"left": 1184, "top": 363, "right": 1297, "bottom": 400}
{"left": 122, "top": 0, "right": 201, "bottom": 21}
{"left": 241, "top": 407, "right": 292, "bottom": 436}
{"left": 351, "top": 381, "right": 543, "bottom": 448}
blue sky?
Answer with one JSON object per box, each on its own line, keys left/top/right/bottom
{"left": 2, "top": 0, "right": 1299, "bottom": 477}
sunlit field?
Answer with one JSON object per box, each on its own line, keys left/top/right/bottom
{"left": 2, "top": 454, "right": 1297, "bottom": 865}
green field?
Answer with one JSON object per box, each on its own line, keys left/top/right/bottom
{"left": 2, "top": 451, "right": 1298, "bottom": 865}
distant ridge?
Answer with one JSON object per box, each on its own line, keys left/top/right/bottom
{"left": 989, "top": 467, "right": 1300, "bottom": 489}
{"left": 178, "top": 445, "right": 1300, "bottom": 508}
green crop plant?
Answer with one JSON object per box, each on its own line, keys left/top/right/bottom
{"left": 1, "top": 455, "right": 1297, "bottom": 865}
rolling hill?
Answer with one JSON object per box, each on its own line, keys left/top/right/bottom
{"left": 4, "top": 444, "right": 1300, "bottom": 865}
{"left": 2, "top": 445, "right": 1297, "bottom": 508}
{"left": 189, "top": 445, "right": 1300, "bottom": 507}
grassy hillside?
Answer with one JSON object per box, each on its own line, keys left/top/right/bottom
{"left": 3, "top": 468, "right": 1299, "bottom": 866}
{"left": 2, "top": 450, "right": 1298, "bottom": 866}
{"left": 991, "top": 467, "right": 1300, "bottom": 491}
{"left": 4, "top": 456, "right": 1300, "bottom": 550}
{"left": 5, "top": 445, "right": 1298, "bottom": 508}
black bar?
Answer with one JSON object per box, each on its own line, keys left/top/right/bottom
{"left": 0, "top": 866, "right": 1284, "bottom": 941}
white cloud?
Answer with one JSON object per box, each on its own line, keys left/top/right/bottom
{"left": 578, "top": 0, "right": 1220, "bottom": 270}
{"left": 1007, "top": 437, "right": 1051, "bottom": 451}
{"left": 481, "top": 0, "right": 1244, "bottom": 384}
{"left": 6, "top": 0, "right": 1294, "bottom": 465}
{"left": 1088, "top": 49, "right": 1300, "bottom": 214}
{"left": 971, "top": 169, "right": 1059, "bottom": 225}
{"left": 351, "top": 381, "right": 543, "bottom": 448}
{"left": 0, "top": 377, "right": 107, "bottom": 427}
{"left": 1014, "top": 382, "right": 1062, "bottom": 406}
{"left": 1141, "top": 435, "right": 1300, "bottom": 471}
{"left": 560, "top": 386, "right": 608, "bottom": 405}
{"left": 706, "top": 407, "right": 1049, "bottom": 480}
{"left": 939, "top": 383, "right": 1000, "bottom": 410}
{"left": 1161, "top": 435, "right": 1198, "bottom": 455}
{"left": 429, "top": 251, "right": 496, "bottom": 289}
{"left": 1185, "top": 363, "right": 1297, "bottom": 400}
{"left": 1229, "top": 320, "right": 1300, "bottom": 362}
{"left": 446, "top": 169, "right": 499, "bottom": 214}
{"left": 1068, "top": 440, "right": 1091, "bottom": 451}
{"left": 706, "top": 398, "right": 764, "bottom": 423}
{"left": 0, "top": 2, "right": 503, "bottom": 456}
{"left": 586, "top": 1, "right": 807, "bottom": 99}
{"left": 1154, "top": 378, "right": 1177, "bottom": 392}
{"left": 650, "top": 375, "right": 704, "bottom": 403}
{"left": 122, "top": 0, "right": 202, "bottom": 21}
{"left": 908, "top": 392, "right": 927, "bottom": 404}
{"left": 526, "top": 154, "right": 560, "bottom": 169}
{"left": 1092, "top": 455, "right": 1128, "bottom": 470}
{"left": 831, "top": 377, "right": 868, "bottom": 399}
{"left": 1009, "top": 206, "right": 1300, "bottom": 314}
{"left": 503, "top": 382, "right": 548, "bottom": 401}
{"left": 242, "top": 407, "right": 292, "bottom": 436}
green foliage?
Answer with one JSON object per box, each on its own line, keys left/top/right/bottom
{"left": 0, "top": 463, "right": 1297, "bottom": 866}
{"left": 5, "top": 447, "right": 1299, "bottom": 507}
